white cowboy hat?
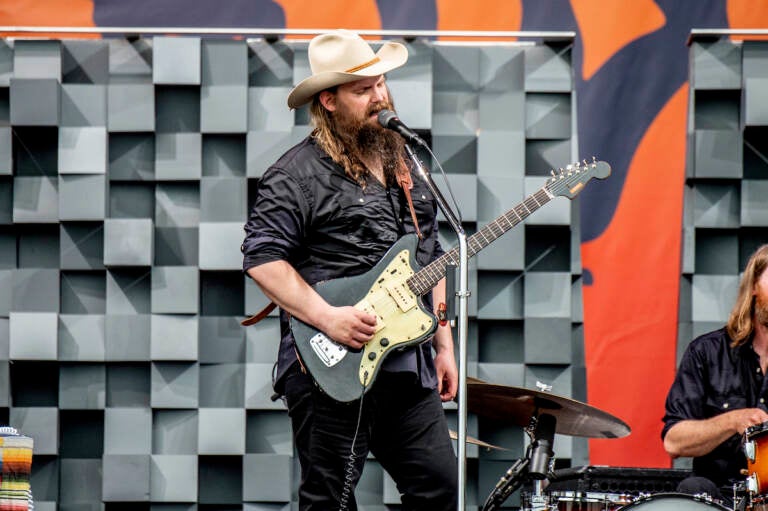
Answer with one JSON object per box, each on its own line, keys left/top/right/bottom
{"left": 286, "top": 29, "right": 408, "bottom": 109}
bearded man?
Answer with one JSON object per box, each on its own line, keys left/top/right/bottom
{"left": 241, "top": 30, "right": 458, "bottom": 510}
{"left": 663, "top": 244, "right": 768, "bottom": 505}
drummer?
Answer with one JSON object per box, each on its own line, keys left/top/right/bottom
{"left": 663, "top": 244, "right": 768, "bottom": 502}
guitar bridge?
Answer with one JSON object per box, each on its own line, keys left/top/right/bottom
{"left": 309, "top": 333, "right": 348, "bottom": 368}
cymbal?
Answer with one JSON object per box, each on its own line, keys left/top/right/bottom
{"left": 464, "top": 377, "right": 630, "bottom": 439}
{"left": 448, "top": 429, "right": 507, "bottom": 451}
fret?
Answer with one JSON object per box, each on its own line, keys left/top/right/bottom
{"left": 405, "top": 158, "right": 614, "bottom": 296}
{"left": 500, "top": 214, "right": 516, "bottom": 229}
{"left": 407, "top": 184, "right": 554, "bottom": 294}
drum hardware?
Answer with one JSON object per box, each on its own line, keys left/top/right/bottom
{"left": 540, "top": 490, "right": 637, "bottom": 511}
{"left": 481, "top": 412, "right": 558, "bottom": 511}
{"left": 545, "top": 466, "right": 691, "bottom": 496}
{"left": 616, "top": 492, "right": 730, "bottom": 511}
{"left": 465, "top": 376, "right": 631, "bottom": 439}
{"left": 482, "top": 413, "right": 557, "bottom": 511}
{"left": 482, "top": 457, "right": 531, "bottom": 511}
{"left": 530, "top": 480, "right": 551, "bottom": 511}
{"left": 730, "top": 481, "right": 748, "bottom": 511}
{"left": 745, "top": 423, "right": 768, "bottom": 499}
{"left": 745, "top": 434, "right": 760, "bottom": 496}
{"left": 468, "top": 377, "right": 632, "bottom": 511}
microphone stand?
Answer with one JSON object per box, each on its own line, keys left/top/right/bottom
{"left": 404, "top": 143, "right": 470, "bottom": 511}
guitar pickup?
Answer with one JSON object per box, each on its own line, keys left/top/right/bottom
{"left": 385, "top": 282, "right": 417, "bottom": 312}
{"left": 356, "top": 299, "right": 385, "bottom": 332}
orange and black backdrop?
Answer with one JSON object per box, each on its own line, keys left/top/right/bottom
{"left": 3, "top": 0, "right": 768, "bottom": 471}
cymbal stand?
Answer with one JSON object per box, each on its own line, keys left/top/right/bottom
{"left": 481, "top": 413, "right": 557, "bottom": 511}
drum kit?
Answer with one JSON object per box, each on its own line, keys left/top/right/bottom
{"left": 464, "top": 377, "right": 768, "bottom": 511}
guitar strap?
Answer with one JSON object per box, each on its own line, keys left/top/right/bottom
{"left": 396, "top": 160, "right": 423, "bottom": 240}
{"left": 242, "top": 159, "right": 422, "bottom": 328}
{"left": 240, "top": 301, "right": 276, "bottom": 326}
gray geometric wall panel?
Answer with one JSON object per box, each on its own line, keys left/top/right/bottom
{"left": 2, "top": 35, "right": 582, "bottom": 509}
{"left": 675, "top": 37, "right": 768, "bottom": 470}
{"left": 683, "top": 38, "right": 768, "bottom": 378}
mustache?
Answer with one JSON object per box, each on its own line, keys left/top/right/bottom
{"left": 367, "top": 102, "right": 393, "bottom": 118}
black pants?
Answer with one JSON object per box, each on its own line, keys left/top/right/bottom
{"left": 284, "top": 364, "right": 458, "bottom": 511}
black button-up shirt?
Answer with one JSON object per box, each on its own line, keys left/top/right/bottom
{"left": 242, "top": 136, "right": 444, "bottom": 392}
{"left": 662, "top": 327, "right": 768, "bottom": 486}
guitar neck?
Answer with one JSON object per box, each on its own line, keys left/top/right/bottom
{"left": 407, "top": 187, "right": 553, "bottom": 296}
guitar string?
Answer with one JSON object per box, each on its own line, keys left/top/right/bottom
{"left": 407, "top": 188, "right": 552, "bottom": 295}
{"left": 338, "top": 168, "right": 585, "bottom": 503}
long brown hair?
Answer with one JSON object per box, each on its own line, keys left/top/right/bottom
{"left": 727, "top": 244, "right": 768, "bottom": 347}
{"left": 308, "top": 86, "right": 406, "bottom": 188}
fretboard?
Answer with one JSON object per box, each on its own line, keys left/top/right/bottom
{"left": 407, "top": 187, "right": 552, "bottom": 296}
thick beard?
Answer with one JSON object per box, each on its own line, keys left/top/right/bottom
{"left": 332, "top": 103, "right": 406, "bottom": 185}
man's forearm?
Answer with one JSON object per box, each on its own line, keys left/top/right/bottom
{"left": 246, "top": 260, "right": 331, "bottom": 329}
{"left": 663, "top": 415, "right": 741, "bottom": 458}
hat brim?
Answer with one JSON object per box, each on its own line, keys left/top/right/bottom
{"left": 287, "top": 41, "right": 408, "bottom": 109}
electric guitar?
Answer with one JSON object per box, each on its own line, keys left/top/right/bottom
{"left": 291, "top": 159, "right": 611, "bottom": 402}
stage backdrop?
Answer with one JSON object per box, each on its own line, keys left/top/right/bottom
{"left": 4, "top": 0, "right": 768, "bottom": 472}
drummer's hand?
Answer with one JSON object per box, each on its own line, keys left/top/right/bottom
{"left": 728, "top": 408, "right": 768, "bottom": 435}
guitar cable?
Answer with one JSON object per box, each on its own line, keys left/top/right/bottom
{"left": 339, "top": 371, "right": 369, "bottom": 511}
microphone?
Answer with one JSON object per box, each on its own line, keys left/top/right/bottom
{"left": 528, "top": 413, "right": 556, "bottom": 479}
{"left": 482, "top": 457, "right": 529, "bottom": 511}
{"left": 377, "top": 109, "right": 428, "bottom": 147}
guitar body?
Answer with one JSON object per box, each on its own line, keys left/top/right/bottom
{"left": 291, "top": 234, "right": 438, "bottom": 403}
{"left": 280, "top": 159, "right": 612, "bottom": 402}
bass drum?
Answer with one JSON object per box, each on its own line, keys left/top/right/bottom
{"left": 616, "top": 493, "right": 728, "bottom": 511}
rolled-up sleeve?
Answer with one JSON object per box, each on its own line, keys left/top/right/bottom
{"left": 242, "top": 167, "right": 311, "bottom": 272}
{"left": 661, "top": 343, "right": 707, "bottom": 439}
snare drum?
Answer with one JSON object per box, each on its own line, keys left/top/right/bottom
{"left": 549, "top": 491, "right": 633, "bottom": 511}
{"left": 745, "top": 422, "right": 768, "bottom": 496}
{"left": 614, "top": 493, "right": 728, "bottom": 511}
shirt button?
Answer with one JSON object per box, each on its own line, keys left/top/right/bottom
{"left": 723, "top": 403, "right": 729, "bottom": 409}
{"left": 359, "top": 198, "right": 364, "bottom": 203}
{"left": 758, "top": 368, "right": 762, "bottom": 373}
{"left": 761, "top": 398, "right": 766, "bottom": 404}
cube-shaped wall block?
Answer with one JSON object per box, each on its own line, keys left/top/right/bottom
{"left": 198, "top": 408, "right": 246, "bottom": 454}
{"left": 10, "top": 78, "right": 60, "bottom": 126}
{"left": 151, "top": 455, "right": 198, "bottom": 502}
{"left": 151, "top": 266, "right": 199, "bottom": 314}
{"left": 104, "top": 218, "right": 154, "bottom": 266}
{"left": 9, "top": 312, "right": 58, "bottom": 360}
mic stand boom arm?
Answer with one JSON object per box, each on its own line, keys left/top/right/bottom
{"left": 404, "top": 144, "right": 470, "bottom": 511}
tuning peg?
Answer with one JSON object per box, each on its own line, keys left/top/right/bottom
{"left": 591, "top": 156, "right": 597, "bottom": 164}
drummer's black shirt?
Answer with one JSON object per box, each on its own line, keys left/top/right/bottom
{"left": 662, "top": 327, "right": 768, "bottom": 486}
